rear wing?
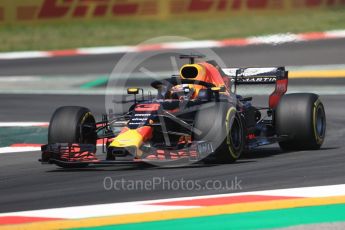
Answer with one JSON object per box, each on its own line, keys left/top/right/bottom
{"left": 222, "top": 67, "right": 287, "bottom": 84}
{"left": 221, "top": 67, "right": 288, "bottom": 108}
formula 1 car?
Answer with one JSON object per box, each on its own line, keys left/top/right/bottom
{"left": 40, "top": 54, "right": 326, "bottom": 168}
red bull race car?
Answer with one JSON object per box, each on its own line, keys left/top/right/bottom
{"left": 40, "top": 54, "right": 326, "bottom": 168}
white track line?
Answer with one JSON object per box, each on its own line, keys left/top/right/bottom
{"left": 0, "top": 122, "right": 47, "bottom": 154}
{"left": 248, "top": 33, "right": 302, "bottom": 45}
{"left": 0, "top": 146, "right": 41, "bottom": 154}
{"left": 0, "top": 122, "right": 48, "bottom": 127}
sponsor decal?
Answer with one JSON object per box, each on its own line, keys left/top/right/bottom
{"left": 236, "top": 77, "right": 276, "bottom": 83}
{"left": 1, "top": 0, "right": 345, "bottom": 24}
{"left": 38, "top": 0, "right": 143, "bottom": 19}
{"left": 128, "top": 112, "right": 153, "bottom": 128}
{"left": 197, "top": 141, "right": 214, "bottom": 156}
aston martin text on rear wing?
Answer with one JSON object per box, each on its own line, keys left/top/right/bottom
{"left": 222, "top": 67, "right": 288, "bottom": 85}
{"left": 222, "top": 67, "right": 288, "bottom": 108}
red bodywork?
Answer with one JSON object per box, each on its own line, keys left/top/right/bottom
{"left": 269, "top": 73, "right": 288, "bottom": 108}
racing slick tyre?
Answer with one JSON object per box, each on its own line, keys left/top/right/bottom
{"left": 194, "top": 102, "right": 245, "bottom": 163}
{"left": 275, "top": 93, "right": 326, "bottom": 151}
{"left": 48, "top": 106, "right": 97, "bottom": 168}
{"left": 49, "top": 106, "right": 97, "bottom": 145}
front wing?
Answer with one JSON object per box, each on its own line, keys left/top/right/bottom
{"left": 40, "top": 141, "right": 215, "bottom": 167}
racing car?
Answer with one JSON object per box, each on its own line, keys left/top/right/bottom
{"left": 40, "top": 54, "right": 326, "bottom": 168}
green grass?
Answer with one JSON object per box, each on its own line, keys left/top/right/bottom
{"left": 0, "top": 9, "right": 345, "bottom": 52}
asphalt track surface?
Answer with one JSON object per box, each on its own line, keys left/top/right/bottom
{"left": 0, "top": 39, "right": 345, "bottom": 213}
{"left": 1, "top": 39, "right": 345, "bottom": 76}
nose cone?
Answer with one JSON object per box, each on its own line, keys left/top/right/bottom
{"left": 110, "top": 129, "right": 144, "bottom": 148}
{"left": 109, "top": 126, "right": 153, "bottom": 157}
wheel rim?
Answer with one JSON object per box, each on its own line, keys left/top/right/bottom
{"left": 80, "top": 114, "right": 96, "bottom": 144}
{"left": 230, "top": 117, "right": 242, "bottom": 150}
{"left": 315, "top": 105, "right": 326, "bottom": 138}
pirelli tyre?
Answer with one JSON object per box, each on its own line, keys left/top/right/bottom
{"left": 275, "top": 93, "right": 326, "bottom": 151}
{"left": 48, "top": 106, "right": 97, "bottom": 145}
{"left": 48, "top": 106, "right": 97, "bottom": 168}
{"left": 194, "top": 102, "right": 245, "bottom": 163}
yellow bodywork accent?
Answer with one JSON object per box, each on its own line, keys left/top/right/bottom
{"left": 211, "top": 87, "right": 221, "bottom": 91}
{"left": 211, "top": 86, "right": 226, "bottom": 93}
{"left": 109, "top": 129, "right": 144, "bottom": 156}
{"left": 127, "top": 88, "right": 139, "bottom": 94}
{"left": 179, "top": 64, "right": 207, "bottom": 97}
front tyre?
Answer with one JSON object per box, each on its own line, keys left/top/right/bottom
{"left": 48, "top": 106, "right": 97, "bottom": 145}
{"left": 223, "top": 107, "right": 245, "bottom": 162}
{"left": 194, "top": 103, "right": 244, "bottom": 163}
{"left": 48, "top": 106, "right": 97, "bottom": 168}
{"left": 275, "top": 93, "right": 326, "bottom": 151}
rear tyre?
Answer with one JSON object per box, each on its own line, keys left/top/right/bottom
{"left": 48, "top": 106, "right": 97, "bottom": 168}
{"left": 194, "top": 103, "right": 244, "bottom": 163}
{"left": 275, "top": 93, "right": 326, "bottom": 151}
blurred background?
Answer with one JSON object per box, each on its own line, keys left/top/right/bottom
{"left": 0, "top": 0, "right": 345, "bottom": 51}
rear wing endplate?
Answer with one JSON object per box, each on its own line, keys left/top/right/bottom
{"left": 221, "top": 67, "right": 288, "bottom": 108}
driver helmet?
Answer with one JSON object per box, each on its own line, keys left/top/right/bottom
{"left": 170, "top": 84, "right": 195, "bottom": 99}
